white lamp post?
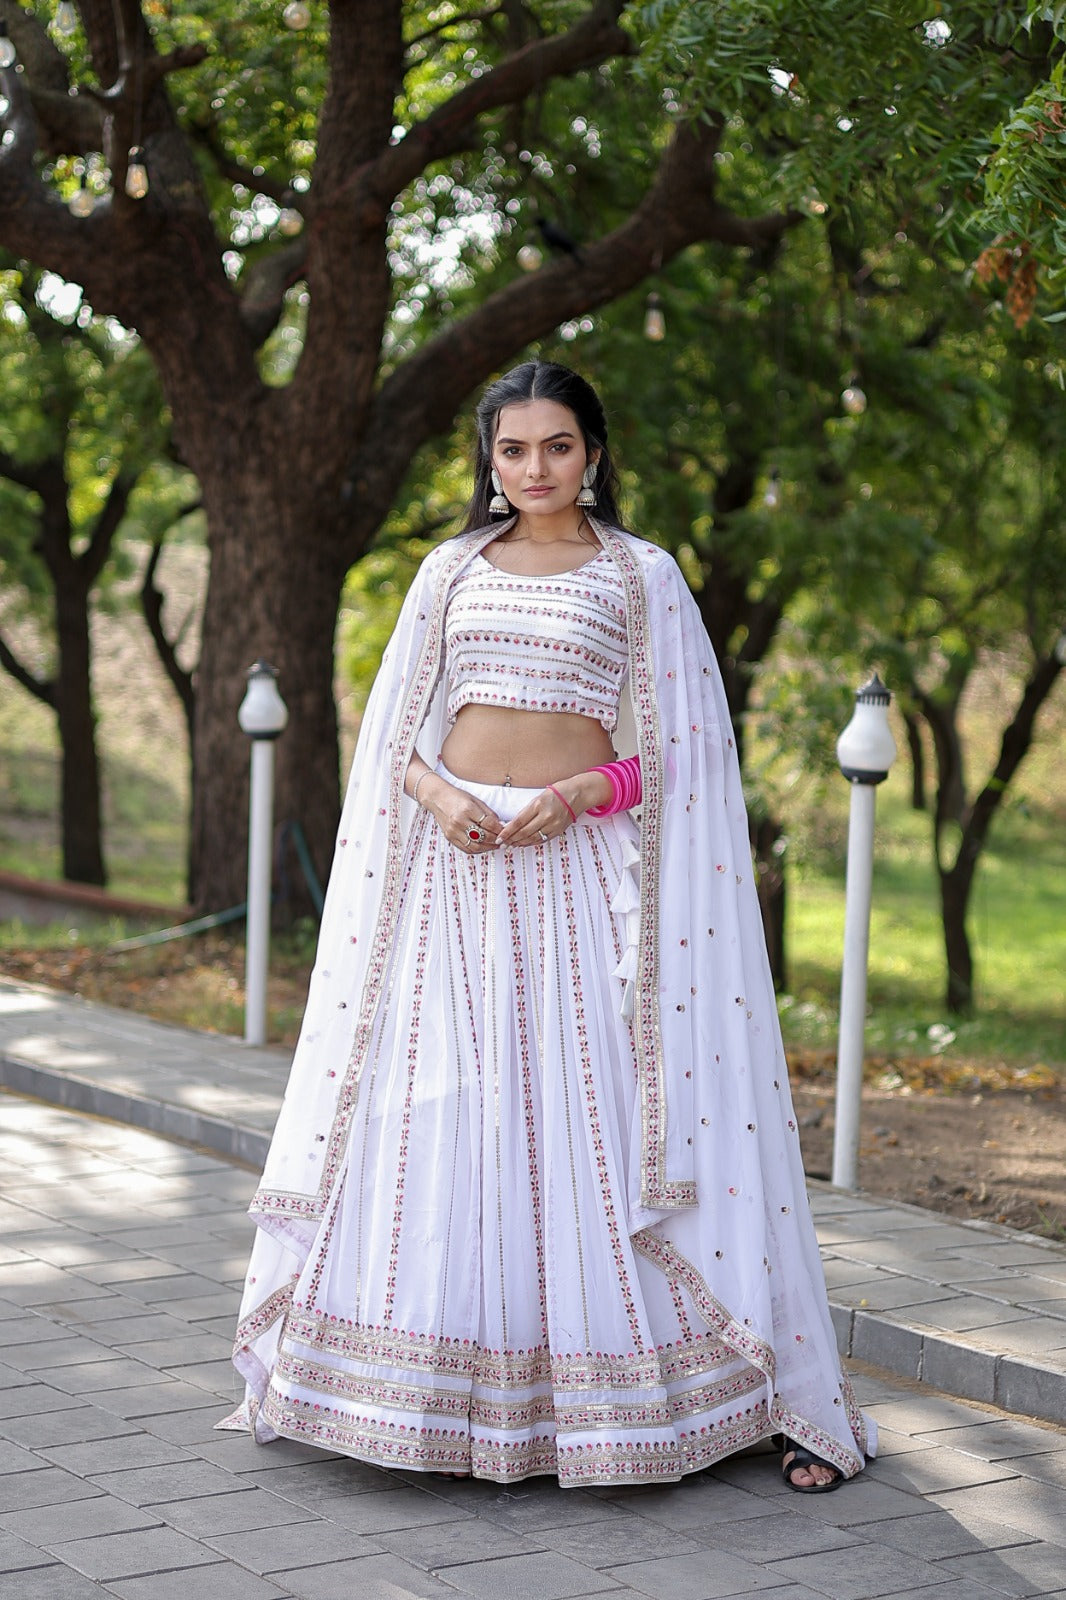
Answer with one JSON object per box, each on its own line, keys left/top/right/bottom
{"left": 832, "top": 673, "right": 897, "bottom": 1189}
{"left": 237, "top": 661, "right": 289, "bottom": 1047}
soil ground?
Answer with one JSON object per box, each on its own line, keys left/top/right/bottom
{"left": 4, "top": 939, "right": 1064, "bottom": 1242}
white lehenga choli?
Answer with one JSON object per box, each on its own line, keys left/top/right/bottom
{"left": 222, "top": 519, "right": 873, "bottom": 1486}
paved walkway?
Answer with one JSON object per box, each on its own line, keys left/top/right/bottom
{"left": 2, "top": 975, "right": 1065, "bottom": 1431}
{"left": 3, "top": 1093, "right": 1066, "bottom": 1600}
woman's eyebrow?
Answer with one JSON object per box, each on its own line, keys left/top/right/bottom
{"left": 496, "top": 430, "right": 577, "bottom": 445}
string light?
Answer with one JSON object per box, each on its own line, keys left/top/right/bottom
{"left": 69, "top": 170, "right": 95, "bottom": 217}
{"left": 283, "top": 1, "right": 311, "bottom": 27}
{"left": 763, "top": 470, "right": 782, "bottom": 510}
{"left": 517, "top": 243, "right": 542, "bottom": 272}
{"left": 841, "top": 384, "right": 867, "bottom": 416}
{"left": 277, "top": 206, "right": 303, "bottom": 236}
{"left": 0, "top": 23, "right": 16, "bottom": 69}
{"left": 643, "top": 291, "right": 665, "bottom": 341}
{"left": 54, "top": 2, "right": 78, "bottom": 36}
{"left": 125, "top": 146, "right": 149, "bottom": 198}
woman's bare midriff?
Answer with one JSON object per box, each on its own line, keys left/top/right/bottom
{"left": 440, "top": 705, "right": 616, "bottom": 788}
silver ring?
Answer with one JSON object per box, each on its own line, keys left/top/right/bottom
{"left": 538, "top": 830, "right": 548, "bottom": 842}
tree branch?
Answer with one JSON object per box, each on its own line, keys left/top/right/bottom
{"left": 239, "top": 239, "right": 309, "bottom": 345}
{"left": 349, "top": 116, "right": 803, "bottom": 537}
{"left": 0, "top": 629, "right": 55, "bottom": 708}
{"left": 80, "top": 472, "right": 136, "bottom": 587}
{"left": 140, "top": 536, "right": 195, "bottom": 732}
{"left": 368, "top": 0, "right": 632, "bottom": 205}
{"left": 405, "top": 6, "right": 504, "bottom": 54}
{"left": 186, "top": 120, "right": 297, "bottom": 208}
{"left": 0, "top": 447, "right": 48, "bottom": 497}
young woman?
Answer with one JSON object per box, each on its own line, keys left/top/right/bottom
{"left": 223, "top": 361, "right": 871, "bottom": 1492}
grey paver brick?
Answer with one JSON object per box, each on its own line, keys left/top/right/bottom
{"left": 88, "top": 1459, "right": 246, "bottom": 1506}
{"left": 154, "top": 1488, "right": 318, "bottom": 1538}
{"left": 929, "top": 1478, "right": 1066, "bottom": 1545}
{"left": 0, "top": 1384, "right": 81, "bottom": 1421}
{"left": 606, "top": 1547, "right": 782, "bottom": 1598}
{"left": 441, "top": 1549, "right": 621, "bottom": 1599}
{"left": 868, "top": 1509, "right": 1038, "bottom": 1560}
{"left": 938, "top": 1540, "right": 1066, "bottom": 1596}
{"left": 697, "top": 1511, "right": 862, "bottom": 1562}
{"left": 769, "top": 1540, "right": 948, "bottom": 1599}
{"left": 0, "top": 1566, "right": 109, "bottom": 1598}
{"left": 376, "top": 1517, "right": 546, "bottom": 1570}
{"left": 867, "top": 1447, "right": 1019, "bottom": 1495}
{"left": 0, "top": 1441, "right": 50, "bottom": 1475}
{"left": 294, "top": 1485, "right": 469, "bottom": 1536}
{"left": 87, "top": 1379, "right": 228, "bottom": 1419}
{"left": 139, "top": 1406, "right": 243, "bottom": 1446}
{"left": 44, "top": 1524, "right": 221, "bottom": 1579}
{"left": 997, "top": 1450, "right": 1066, "bottom": 1490}
{"left": 46, "top": 1357, "right": 160, "bottom": 1396}
{"left": 204, "top": 1520, "right": 383, "bottom": 1574}
{"left": 5, "top": 1337, "right": 120, "bottom": 1373}
{"left": 272, "top": 1552, "right": 461, "bottom": 1598}
{"left": 915, "top": 1419, "right": 1063, "bottom": 1462}
{"left": 106, "top": 1566, "right": 291, "bottom": 1600}
{"left": 539, "top": 1515, "right": 705, "bottom": 1567}
{"left": 39, "top": 1433, "right": 191, "bottom": 1476}
{"left": 110, "top": 1334, "right": 234, "bottom": 1368}
{"left": 1, "top": 1497, "right": 160, "bottom": 1545}
{"left": 601, "top": 1479, "right": 776, "bottom": 1532}
{"left": 0, "top": 1317, "right": 73, "bottom": 1349}
{"left": 0, "top": 1529, "right": 57, "bottom": 1573}
{"left": 0, "top": 1467, "right": 104, "bottom": 1512}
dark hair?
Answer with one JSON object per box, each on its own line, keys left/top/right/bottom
{"left": 460, "top": 361, "right": 624, "bottom": 532}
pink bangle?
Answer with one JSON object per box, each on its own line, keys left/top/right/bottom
{"left": 586, "top": 756, "right": 642, "bottom": 816}
{"left": 546, "top": 783, "right": 577, "bottom": 823}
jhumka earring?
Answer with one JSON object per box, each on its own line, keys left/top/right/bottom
{"left": 576, "top": 463, "right": 597, "bottom": 510}
{"left": 488, "top": 468, "right": 511, "bottom": 516}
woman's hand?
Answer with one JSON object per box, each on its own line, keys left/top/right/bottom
{"left": 497, "top": 770, "right": 611, "bottom": 848}
{"left": 417, "top": 772, "right": 502, "bottom": 854}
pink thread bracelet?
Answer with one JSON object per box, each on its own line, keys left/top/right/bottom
{"left": 546, "top": 784, "right": 577, "bottom": 823}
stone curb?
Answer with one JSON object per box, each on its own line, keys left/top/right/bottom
{"left": 0, "top": 1050, "right": 270, "bottom": 1170}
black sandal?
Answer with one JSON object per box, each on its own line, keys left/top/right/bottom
{"left": 780, "top": 1436, "right": 844, "bottom": 1494}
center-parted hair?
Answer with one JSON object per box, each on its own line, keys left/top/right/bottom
{"left": 461, "top": 361, "right": 624, "bottom": 531}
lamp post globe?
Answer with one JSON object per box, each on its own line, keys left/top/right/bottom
{"left": 836, "top": 673, "right": 896, "bottom": 784}
{"left": 238, "top": 660, "right": 289, "bottom": 740}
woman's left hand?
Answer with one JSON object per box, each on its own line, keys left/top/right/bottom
{"left": 497, "top": 772, "right": 607, "bottom": 848}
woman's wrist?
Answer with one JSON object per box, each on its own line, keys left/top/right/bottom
{"left": 558, "top": 771, "right": 612, "bottom": 818}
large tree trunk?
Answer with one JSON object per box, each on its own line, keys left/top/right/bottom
{"left": 53, "top": 578, "right": 106, "bottom": 886}
{"left": 188, "top": 454, "right": 350, "bottom": 912}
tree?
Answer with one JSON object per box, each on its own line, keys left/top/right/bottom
{"left": 0, "top": 261, "right": 175, "bottom": 883}
{"left": 0, "top": 0, "right": 811, "bottom": 911}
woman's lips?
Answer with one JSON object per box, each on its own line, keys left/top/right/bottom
{"left": 524, "top": 486, "right": 554, "bottom": 496}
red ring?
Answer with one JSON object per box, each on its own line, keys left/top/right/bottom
{"left": 467, "top": 828, "right": 482, "bottom": 842}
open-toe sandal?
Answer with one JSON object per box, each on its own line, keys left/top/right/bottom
{"left": 780, "top": 1436, "right": 843, "bottom": 1494}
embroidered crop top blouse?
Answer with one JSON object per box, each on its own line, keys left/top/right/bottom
{"left": 444, "top": 549, "right": 630, "bottom": 731}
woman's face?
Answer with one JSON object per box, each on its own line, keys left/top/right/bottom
{"left": 492, "top": 399, "right": 597, "bottom": 517}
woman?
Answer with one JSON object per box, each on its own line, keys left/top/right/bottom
{"left": 223, "top": 360, "right": 871, "bottom": 1492}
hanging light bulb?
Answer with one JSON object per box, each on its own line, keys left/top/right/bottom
{"left": 125, "top": 146, "right": 149, "bottom": 199}
{"left": 841, "top": 384, "right": 867, "bottom": 416}
{"left": 0, "top": 23, "right": 17, "bottom": 69}
{"left": 517, "top": 243, "right": 542, "bottom": 272}
{"left": 763, "top": 470, "right": 782, "bottom": 511}
{"left": 643, "top": 291, "right": 666, "bottom": 341}
{"left": 54, "top": 2, "right": 78, "bottom": 36}
{"left": 69, "top": 171, "right": 95, "bottom": 218}
{"left": 283, "top": 1, "right": 311, "bottom": 28}
{"left": 277, "top": 206, "right": 303, "bottom": 236}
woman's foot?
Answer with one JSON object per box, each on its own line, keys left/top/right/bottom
{"left": 780, "top": 1437, "right": 843, "bottom": 1493}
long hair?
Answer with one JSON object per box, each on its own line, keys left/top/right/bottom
{"left": 460, "top": 361, "right": 625, "bottom": 532}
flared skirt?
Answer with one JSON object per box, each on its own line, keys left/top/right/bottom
{"left": 250, "top": 774, "right": 866, "bottom": 1486}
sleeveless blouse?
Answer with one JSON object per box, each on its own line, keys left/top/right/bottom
{"left": 444, "top": 550, "right": 629, "bottom": 731}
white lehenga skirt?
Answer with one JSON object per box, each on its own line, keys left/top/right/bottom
{"left": 249, "top": 772, "right": 864, "bottom": 1486}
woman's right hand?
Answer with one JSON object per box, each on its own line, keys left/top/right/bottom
{"left": 418, "top": 773, "right": 502, "bottom": 854}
